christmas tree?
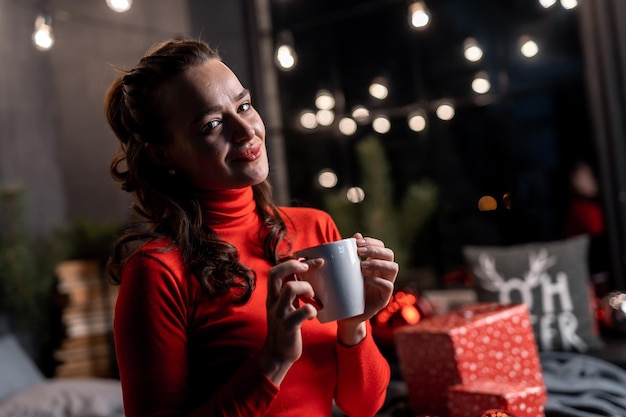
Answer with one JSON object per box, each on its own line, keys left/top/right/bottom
{"left": 323, "top": 135, "right": 439, "bottom": 287}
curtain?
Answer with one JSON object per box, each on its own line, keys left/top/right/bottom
{"left": 578, "top": 0, "right": 626, "bottom": 291}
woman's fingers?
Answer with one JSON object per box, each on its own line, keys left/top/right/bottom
{"left": 267, "top": 259, "right": 319, "bottom": 320}
{"left": 362, "top": 258, "right": 399, "bottom": 281}
{"left": 364, "top": 275, "right": 395, "bottom": 300}
{"left": 276, "top": 280, "right": 317, "bottom": 318}
{"left": 353, "top": 232, "right": 395, "bottom": 260}
{"left": 358, "top": 244, "right": 395, "bottom": 262}
{"left": 284, "top": 300, "right": 317, "bottom": 327}
{"left": 351, "top": 232, "right": 399, "bottom": 282}
{"left": 348, "top": 233, "right": 399, "bottom": 323}
{"left": 353, "top": 232, "right": 385, "bottom": 249}
{"left": 267, "top": 259, "right": 309, "bottom": 306}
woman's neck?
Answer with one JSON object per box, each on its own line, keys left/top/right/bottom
{"left": 197, "top": 187, "right": 256, "bottom": 228}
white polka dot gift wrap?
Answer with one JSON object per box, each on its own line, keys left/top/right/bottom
{"left": 393, "top": 302, "right": 546, "bottom": 417}
{"left": 447, "top": 381, "right": 546, "bottom": 417}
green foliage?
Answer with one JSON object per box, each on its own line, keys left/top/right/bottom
{"left": 0, "top": 185, "right": 122, "bottom": 340}
{"left": 323, "top": 135, "right": 439, "bottom": 283}
{"left": 0, "top": 186, "right": 58, "bottom": 334}
{"left": 52, "top": 217, "right": 122, "bottom": 264}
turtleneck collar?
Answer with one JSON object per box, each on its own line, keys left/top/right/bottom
{"left": 197, "top": 187, "right": 257, "bottom": 228}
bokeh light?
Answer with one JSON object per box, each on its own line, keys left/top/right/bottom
{"left": 317, "top": 169, "right": 338, "bottom": 188}
{"left": 346, "top": 187, "right": 365, "bottom": 203}
{"left": 478, "top": 195, "right": 498, "bottom": 211}
{"left": 372, "top": 116, "right": 391, "bottom": 134}
{"left": 369, "top": 79, "right": 389, "bottom": 100}
{"left": 299, "top": 110, "right": 318, "bottom": 129}
{"left": 436, "top": 103, "right": 455, "bottom": 121}
{"left": 351, "top": 106, "right": 370, "bottom": 123}
{"left": 338, "top": 117, "right": 358, "bottom": 136}
{"left": 316, "top": 109, "right": 334, "bottom": 126}
{"left": 315, "top": 90, "right": 335, "bottom": 110}
{"left": 408, "top": 111, "right": 427, "bottom": 132}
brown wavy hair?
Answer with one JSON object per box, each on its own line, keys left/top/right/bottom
{"left": 104, "top": 38, "right": 287, "bottom": 304}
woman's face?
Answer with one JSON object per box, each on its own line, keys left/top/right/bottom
{"left": 157, "top": 59, "right": 268, "bottom": 191}
{"left": 572, "top": 163, "right": 598, "bottom": 198}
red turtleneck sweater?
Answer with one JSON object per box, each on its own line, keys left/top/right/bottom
{"left": 113, "top": 187, "right": 390, "bottom": 417}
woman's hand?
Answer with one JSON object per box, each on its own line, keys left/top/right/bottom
{"left": 256, "top": 258, "right": 320, "bottom": 385}
{"left": 337, "top": 232, "right": 399, "bottom": 345}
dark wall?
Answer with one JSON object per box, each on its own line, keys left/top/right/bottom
{"left": 187, "top": 0, "right": 252, "bottom": 88}
{"left": 0, "top": 0, "right": 66, "bottom": 237}
{"left": 0, "top": 0, "right": 253, "bottom": 237}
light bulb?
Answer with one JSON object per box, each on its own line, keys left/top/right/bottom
{"left": 275, "top": 31, "right": 297, "bottom": 71}
{"left": 520, "top": 37, "right": 539, "bottom": 58}
{"left": 472, "top": 72, "right": 491, "bottom": 94}
{"left": 318, "top": 170, "right": 338, "bottom": 188}
{"left": 408, "top": 1, "right": 430, "bottom": 29}
{"left": 408, "top": 111, "right": 427, "bottom": 132}
{"left": 299, "top": 111, "right": 318, "bottom": 129}
{"left": 316, "top": 109, "right": 334, "bottom": 126}
{"left": 369, "top": 79, "right": 388, "bottom": 100}
{"left": 463, "top": 38, "right": 483, "bottom": 62}
{"left": 276, "top": 45, "right": 296, "bottom": 70}
{"left": 436, "top": 102, "right": 455, "bottom": 121}
{"left": 315, "top": 90, "right": 335, "bottom": 110}
{"left": 372, "top": 116, "right": 391, "bottom": 134}
{"left": 560, "top": 0, "right": 577, "bottom": 9}
{"left": 539, "top": 0, "right": 557, "bottom": 8}
{"left": 351, "top": 106, "right": 370, "bottom": 122}
{"left": 32, "top": 14, "right": 54, "bottom": 51}
{"left": 346, "top": 187, "right": 365, "bottom": 203}
{"left": 338, "top": 117, "right": 357, "bottom": 136}
{"left": 106, "top": 0, "right": 132, "bottom": 13}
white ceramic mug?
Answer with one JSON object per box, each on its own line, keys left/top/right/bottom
{"left": 294, "top": 238, "right": 365, "bottom": 323}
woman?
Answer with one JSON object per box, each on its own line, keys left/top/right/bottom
{"left": 104, "top": 38, "right": 398, "bottom": 417}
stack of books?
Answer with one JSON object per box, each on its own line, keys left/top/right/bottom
{"left": 53, "top": 260, "right": 119, "bottom": 378}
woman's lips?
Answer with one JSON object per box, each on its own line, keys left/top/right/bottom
{"left": 232, "top": 143, "right": 262, "bottom": 162}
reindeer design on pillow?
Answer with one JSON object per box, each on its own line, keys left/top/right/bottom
{"left": 472, "top": 248, "right": 588, "bottom": 352}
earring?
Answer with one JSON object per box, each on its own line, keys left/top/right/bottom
{"left": 168, "top": 169, "right": 176, "bottom": 176}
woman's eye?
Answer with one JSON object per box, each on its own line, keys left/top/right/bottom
{"left": 201, "top": 120, "right": 221, "bottom": 134}
{"left": 239, "top": 102, "right": 251, "bottom": 112}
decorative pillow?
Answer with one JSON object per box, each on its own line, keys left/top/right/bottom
{"left": 463, "top": 235, "right": 603, "bottom": 353}
{"left": 0, "top": 334, "right": 45, "bottom": 402}
{"left": 0, "top": 378, "right": 123, "bottom": 417}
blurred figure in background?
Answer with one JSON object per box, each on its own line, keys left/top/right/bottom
{"left": 563, "top": 160, "right": 609, "bottom": 295}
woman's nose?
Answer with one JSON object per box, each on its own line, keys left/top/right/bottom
{"left": 229, "top": 114, "right": 256, "bottom": 142}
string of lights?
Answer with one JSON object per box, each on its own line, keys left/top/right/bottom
{"left": 5, "top": 0, "right": 581, "bottom": 207}
{"left": 275, "top": 0, "right": 579, "bottom": 138}
{"left": 5, "top": 0, "right": 181, "bottom": 52}
{"left": 28, "top": 0, "right": 133, "bottom": 51}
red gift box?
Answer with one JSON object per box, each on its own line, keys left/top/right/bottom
{"left": 393, "top": 303, "right": 544, "bottom": 416}
{"left": 447, "top": 381, "right": 546, "bottom": 417}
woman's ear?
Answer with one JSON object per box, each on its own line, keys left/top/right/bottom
{"left": 144, "top": 143, "right": 170, "bottom": 168}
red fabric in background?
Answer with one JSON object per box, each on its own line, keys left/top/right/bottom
{"left": 563, "top": 198, "right": 605, "bottom": 238}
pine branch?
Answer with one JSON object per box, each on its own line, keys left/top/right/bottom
{"left": 322, "top": 135, "right": 439, "bottom": 279}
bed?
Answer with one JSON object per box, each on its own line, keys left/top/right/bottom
{"left": 4, "top": 329, "right": 626, "bottom": 417}
{"left": 0, "top": 333, "right": 124, "bottom": 417}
